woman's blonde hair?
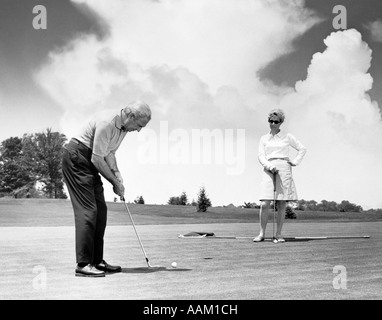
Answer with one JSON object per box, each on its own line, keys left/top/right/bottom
{"left": 268, "top": 108, "right": 285, "bottom": 123}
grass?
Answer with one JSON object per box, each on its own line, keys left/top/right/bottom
{"left": 0, "top": 198, "right": 381, "bottom": 300}
{"left": 1, "top": 198, "right": 381, "bottom": 227}
{"left": 0, "top": 222, "right": 380, "bottom": 300}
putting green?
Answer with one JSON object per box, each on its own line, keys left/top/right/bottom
{"left": 0, "top": 222, "right": 381, "bottom": 300}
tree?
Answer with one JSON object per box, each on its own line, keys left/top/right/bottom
{"left": 0, "top": 137, "right": 33, "bottom": 193}
{"left": 21, "top": 134, "right": 43, "bottom": 182}
{"left": 134, "top": 196, "right": 145, "bottom": 204}
{"left": 168, "top": 192, "right": 188, "bottom": 205}
{"left": 29, "top": 129, "right": 68, "bottom": 199}
{"left": 0, "top": 129, "right": 68, "bottom": 199}
{"left": 179, "top": 191, "right": 188, "bottom": 205}
{"left": 315, "top": 200, "right": 338, "bottom": 212}
{"left": 168, "top": 196, "right": 181, "bottom": 205}
{"left": 196, "top": 186, "right": 211, "bottom": 212}
{"left": 338, "top": 200, "right": 363, "bottom": 212}
{"left": 326, "top": 200, "right": 339, "bottom": 212}
{"left": 295, "top": 199, "right": 306, "bottom": 211}
{"left": 305, "top": 200, "right": 318, "bottom": 211}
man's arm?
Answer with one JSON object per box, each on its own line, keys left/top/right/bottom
{"left": 104, "top": 152, "right": 123, "bottom": 183}
{"left": 105, "top": 152, "right": 118, "bottom": 172}
{"left": 91, "top": 154, "right": 124, "bottom": 197}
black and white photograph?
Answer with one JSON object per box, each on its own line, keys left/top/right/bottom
{"left": 0, "top": 0, "right": 381, "bottom": 305}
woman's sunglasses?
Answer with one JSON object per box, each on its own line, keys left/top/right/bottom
{"left": 268, "top": 119, "right": 280, "bottom": 124}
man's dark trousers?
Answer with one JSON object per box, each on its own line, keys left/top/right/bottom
{"left": 62, "top": 139, "right": 107, "bottom": 265}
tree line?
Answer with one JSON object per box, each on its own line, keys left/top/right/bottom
{"left": 243, "top": 199, "right": 364, "bottom": 212}
{"left": 0, "top": 129, "right": 67, "bottom": 199}
{"left": 295, "top": 199, "right": 363, "bottom": 212}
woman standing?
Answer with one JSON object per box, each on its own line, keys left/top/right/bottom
{"left": 254, "top": 109, "right": 307, "bottom": 242}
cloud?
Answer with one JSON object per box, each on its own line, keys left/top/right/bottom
{"left": 72, "top": 0, "right": 319, "bottom": 90}
{"left": 279, "top": 29, "right": 382, "bottom": 208}
{"left": 34, "top": 0, "right": 321, "bottom": 135}
{"left": 364, "top": 19, "right": 382, "bottom": 43}
{"left": 33, "top": 1, "right": 382, "bottom": 208}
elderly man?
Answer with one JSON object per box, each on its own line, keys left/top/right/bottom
{"left": 62, "top": 100, "right": 151, "bottom": 277}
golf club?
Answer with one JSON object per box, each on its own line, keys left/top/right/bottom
{"left": 272, "top": 171, "right": 278, "bottom": 244}
{"left": 122, "top": 197, "right": 160, "bottom": 268}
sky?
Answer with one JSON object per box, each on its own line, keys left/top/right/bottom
{"left": 1, "top": 0, "right": 382, "bottom": 209}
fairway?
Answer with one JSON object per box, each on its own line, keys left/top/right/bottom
{"left": 0, "top": 199, "right": 381, "bottom": 300}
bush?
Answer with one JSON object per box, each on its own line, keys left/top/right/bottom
{"left": 134, "top": 196, "right": 145, "bottom": 204}
{"left": 168, "top": 192, "right": 188, "bottom": 205}
{"left": 12, "top": 183, "right": 45, "bottom": 199}
{"left": 243, "top": 202, "right": 260, "bottom": 209}
{"left": 0, "top": 192, "right": 11, "bottom": 198}
{"left": 285, "top": 206, "right": 297, "bottom": 219}
{"left": 168, "top": 196, "right": 181, "bottom": 205}
{"left": 243, "top": 202, "right": 253, "bottom": 208}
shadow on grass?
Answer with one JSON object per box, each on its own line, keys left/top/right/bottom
{"left": 120, "top": 267, "right": 192, "bottom": 274}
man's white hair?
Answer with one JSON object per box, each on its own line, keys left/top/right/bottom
{"left": 124, "top": 100, "right": 151, "bottom": 121}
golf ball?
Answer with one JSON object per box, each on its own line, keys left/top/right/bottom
{"left": 171, "top": 262, "right": 177, "bottom": 268}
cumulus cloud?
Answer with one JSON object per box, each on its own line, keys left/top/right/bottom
{"left": 34, "top": 0, "right": 320, "bottom": 135}
{"left": 364, "top": 19, "right": 382, "bottom": 43}
{"left": 75, "top": 0, "right": 319, "bottom": 91}
{"left": 279, "top": 29, "right": 382, "bottom": 208}
{"left": 33, "top": 1, "right": 382, "bottom": 208}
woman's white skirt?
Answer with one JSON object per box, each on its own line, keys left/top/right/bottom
{"left": 259, "top": 159, "right": 298, "bottom": 201}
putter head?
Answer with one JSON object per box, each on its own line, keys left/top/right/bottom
{"left": 146, "top": 259, "right": 162, "bottom": 269}
{"left": 147, "top": 263, "right": 164, "bottom": 270}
